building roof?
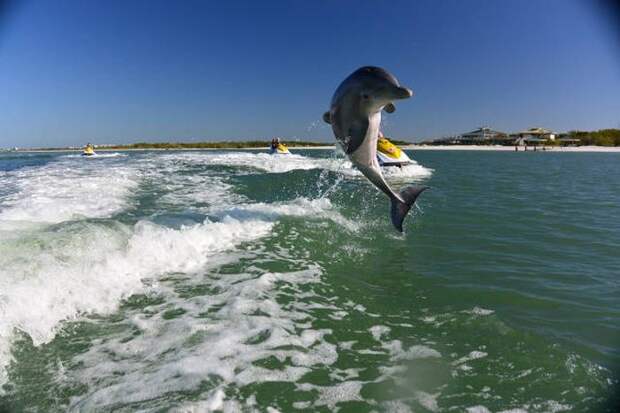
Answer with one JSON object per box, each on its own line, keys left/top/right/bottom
{"left": 517, "top": 127, "right": 554, "bottom": 135}
{"left": 461, "top": 126, "right": 508, "bottom": 139}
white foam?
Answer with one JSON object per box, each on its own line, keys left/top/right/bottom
{"left": 464, "top": 307, "right": 495, "bottom": 316}
{"left": 0, "top": 158, "right": 138, "bottom": 225}
{"left": 145, "top": 150, "right": 433, "bottom": 182}
{"left": 370, "top": 325, "right": 391, "bottom": 341}
{"left": 64, "top": 152, "right": 126, "bottom": 158}
{"left": 0, "top": 188, "right": 350, "bottom": 403}
{"left": 159, "top": 174, "right": 242, "bottom": 210}
{"left": 297, "top": 381, "right": 364, "bottom": 410}
{"left": 381, "top": 400, "right": 414, "bottom": 413}
{"left": 414, "top": 391, "right": 439, "bottom": 412}
{"left": 171, "top": 389, "right": 226, "bottom": 412}
{"left": 134, "top": 153, "right": 244, "bottom": 211}
{"left": 383, "top": 340, "right": 442, "bottom": 361}
{"left": 292, "top": 401, "right": 312, "bottom": 409}
{"left": 454, "top": 351, "right": 489, "bottom": 366}
{"left": 329, "top": 368, "right": 363, "bottom": 381}
{"left": 326, "top": 158, "right": 433, "bottom": 183}
{"left": 214, "top": 197, "right": 359, "bottom": 231}
{"left": 159, "top": 151, "right": 330, "bottom": 174}
{"left": 370, "top": 325, "right": 441, "bottom": 361}
{"left": 0, "top": 216, "right": 274, "bottom": 388}
{"left": 338, "top": 341, "right": 356, "bottom": 350}
{"left": 377, "top": 163, "right": 434, "bottom": 181}
{"left": 466, "top": 406, "right": 492, "bottom": 413}
{"left": 65, "top": 265, "right": 331, "bottom": 410}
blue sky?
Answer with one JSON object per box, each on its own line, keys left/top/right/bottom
{"left": 0, "top": 0, "right": 619, "bottom": 147}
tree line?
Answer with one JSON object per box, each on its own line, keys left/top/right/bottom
{"left": 103, "top": 140, "right": 329, "bottom": 149}
{"left": 568, "top": 129, "right": 620, "bottom": 146}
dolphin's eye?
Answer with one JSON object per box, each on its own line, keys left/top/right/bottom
{"left": 362, "top": 94, "right": 370, "bottom": 100}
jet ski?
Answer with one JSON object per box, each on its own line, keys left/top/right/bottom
{"left": 82, "top": 144, "right": 96, "bottom": 156}
{"left": 269, "top": 143, "right": 291, "bottom": 155}
{"left": 376, "top": 137, "right": 411, "bottom": 167}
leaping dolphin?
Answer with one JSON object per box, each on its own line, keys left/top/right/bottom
{"left": 323, "top": 66, "right": 428, "bottom": 232}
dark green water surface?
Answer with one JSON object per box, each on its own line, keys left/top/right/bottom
{"left": 0, "top": 149, "right": 618, "bottom": 412}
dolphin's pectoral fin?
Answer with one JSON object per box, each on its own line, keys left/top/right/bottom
{"left": 384, "top": 103, "right": 396, "bottom": 113}
{"left": 322, "top": 111, "right": 332, "bottom": 124}
{"left": 390, "top": 185, "right": 429, "bottom": 232}
{"left": 345, "top": 119, "right": 369, "bottom": 154}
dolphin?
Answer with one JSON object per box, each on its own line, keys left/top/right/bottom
{"left": 323, "top": 66, "right": 428, "bottom": 232}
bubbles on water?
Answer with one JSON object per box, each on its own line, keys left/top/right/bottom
{"left": 0, "top": 156, "right": 139, "bottom": 225}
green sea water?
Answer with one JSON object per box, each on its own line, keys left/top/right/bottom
{"left": 0, "top": 149, "right": 618, "bottom": 412}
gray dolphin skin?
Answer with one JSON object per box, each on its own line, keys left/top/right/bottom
{"left": 323, "top": 66, "right": 428, "bottom": 232}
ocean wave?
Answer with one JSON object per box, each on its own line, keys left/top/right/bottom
{"left": 0, "top": 194, "right": 347, "bottom": 391}
{"left": 150, "top": 151, "right": 433, "bottom": 181}
{"left": 158, "top": 151, "right": 329, "bottom": 174}
{"left": 0, "top": 158, "right": 139, "bottom": 225}
{"left": 211, "top": 197, "right": 359, "bottom": 232}
{"left": 0, "top": 217, "right": 274, "bottom": 389}
{"left": 134, "top": 154, "right": 246, "bottom": 211}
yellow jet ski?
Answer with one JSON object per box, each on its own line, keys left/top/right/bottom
{"left": 269, "top": 142, "right": 291, "bottom": 155}
{"left": 376, "top": 136, "right": 411, "bottom": 167}
{"left": 82, "top": 144, "right": 96, "bottom": 156}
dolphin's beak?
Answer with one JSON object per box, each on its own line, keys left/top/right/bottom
{"left": 394, "top": 86, "right": 413, "bottom": 99}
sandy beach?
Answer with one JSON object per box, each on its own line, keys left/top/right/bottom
{"left": 405, "top": 144, "right": 620, "bottom": 152}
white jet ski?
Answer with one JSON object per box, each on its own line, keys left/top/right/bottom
{"left": 376, "top": 137, "right": 411, "bottom": 167}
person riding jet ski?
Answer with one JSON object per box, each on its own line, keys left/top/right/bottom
{"left": 82, "top": 143, "right": 96, "bottom": 156}
{"left": 269, "top": 138, "right": 291, "bottom": 155}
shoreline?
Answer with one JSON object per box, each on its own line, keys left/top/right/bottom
{"left": 404, "top": 145, "right": 620, "bottom": 152}
{"left": 6, "top": 145, "right": 620, "bottom": 154}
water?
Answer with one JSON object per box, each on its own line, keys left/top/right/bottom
{"left": 0, "top": 149, "right": 617, "bottom": 412}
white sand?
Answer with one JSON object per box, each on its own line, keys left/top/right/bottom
{"left": 405, "top": 145, "right": 620, "bottom": 153}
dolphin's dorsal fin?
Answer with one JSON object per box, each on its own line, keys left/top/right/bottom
{"left": 384, "top": 103, "right": 396, "bottom": 113}
{"left": 322, "top": 111, "right": 332, "bottom": 124}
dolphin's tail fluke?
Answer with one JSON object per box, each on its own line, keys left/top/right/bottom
{"left": 390, "top": 185, "right": 429, "bottom": 232}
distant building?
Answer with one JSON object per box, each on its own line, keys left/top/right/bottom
{"left": 430, "top": 125, "right": 569, "bottom": 147}
{"left": 513, "top": 127, "right": 556, "bottom": 146}
{"left": 428, "top": 126, "right": 509, "bottom": 145}
{"left": 455, "top": 126, "right": 510, "bottom": 145}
